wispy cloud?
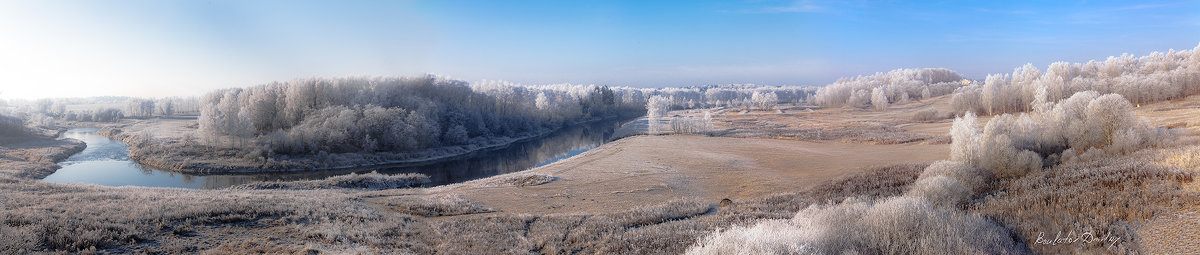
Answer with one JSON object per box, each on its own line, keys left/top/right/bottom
{"left": 728, "top": 0, "right": 828, "bottom": 14}
{"left": 1108, "top": 3, "right": 1173, "bottom": 11}
{"left": 764, "top": 0, "right": 824, "bottom": 13}
{"left": 943, "top": 32, "right": 1066, "bottom": 45}
{"left": 1040, "top": 2, "right": 1180, "bottom": 25}
{"left": 975, "top": 8, "right": 1034, "bottom": 15}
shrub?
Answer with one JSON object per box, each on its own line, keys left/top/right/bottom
{"left": 688, "top": 197, "right": 1025, "bottom": 254}
{"left": 905, "top": 176, "right": 970, "bottom": 209}
{"left": 917, "top": 160, "right": 989, "bottom": 193}
{"left": 384, "top": 195, "right": 497, "bottom": 217}
{"left": 669, "top": 114, "right": 714, "bottom": 135}
{"left": 951, "top": 91, "right": 1163, "bottom": 177}
{"left": 911, "top": 109, "right": 944, "bottom": 122}
{"left": 684, "top": 219, "right": 813, "bottom": 254}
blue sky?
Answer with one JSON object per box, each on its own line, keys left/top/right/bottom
{"left": 1, "top": 0, "right": 1198, "bottom": 99}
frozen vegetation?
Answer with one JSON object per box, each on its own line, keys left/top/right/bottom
{"left": 688, "top": 90, "right": 1193, "bottom": 254}
{"left": 814, "top": 68, "right": 965, "bottom": 109}
{"left": 4, "top": 96, "right": 200, "bottom": 125}
{"left": 951, "top": 43, "right": 1200, "bottom": 115}
{"left": 69, "top": 75, "right": 819, "bottom": 173}
{"left": 229, "top": 171, "right": 431, "bottom": 190}
{"left": 197, "top": 75, "right": 642, "bottom": 155}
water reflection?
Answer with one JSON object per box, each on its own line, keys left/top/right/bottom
{"left": 42, "top": 118, "right": 635, "bottom": 189}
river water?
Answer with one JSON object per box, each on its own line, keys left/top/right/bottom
{"left": 42, "top": 118, "right": 640, "bottom": 189}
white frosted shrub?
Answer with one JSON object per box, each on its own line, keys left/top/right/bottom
{"left": 918, "top": 160, "right": 988, "bottom": 193}
{"left": 980, "top": 133, "right": 1042, "bottom": 178}
{"left": 684, "top": 220, "right": 814, "bottom": 255}
{"left": 905, "top": 176, "right": 970, "bottom": 209}
{"left": 950, "top": 91, "right": 1159, "bottom": 178}
{"left": 856, "top": 197, "right": 1021, "bottom": 255}
{"left": 688, "top": 197, "right": 1023, "bottom": 254}
{"left": 950, "top": 112, "right": 982, "bottom": 166}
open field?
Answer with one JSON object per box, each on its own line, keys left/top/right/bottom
{"left": 416, "top": 135, "right": 948, "bottom": 215}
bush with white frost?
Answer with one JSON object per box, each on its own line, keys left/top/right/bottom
{"left": 917, "top": 160, "right": 988, "bottom": 193}
{"left": 687, "top": 197, "right": 1023, "bottom": 255}
{"left": 951, "top": 91, "right": 1162, "bottom": 177}
{"left": 905, "top": 175, "right": 970, "bottom": 209}
{"left": 668, "top": 111, "right": 714, "bottom": 135}
{"left": 684, "top": 219, "right": 814, "bottom": 254}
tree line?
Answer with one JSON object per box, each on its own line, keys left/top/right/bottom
{"left": 197, "top": 75, "right": 645, "bottom": 155}
{"left": 951, "top": 43, "right": 1200, "bottom": 115}
{"left": 814, "top": 68, "right": 965, "bottom": 109}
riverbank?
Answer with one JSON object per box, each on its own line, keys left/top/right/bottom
{"left": 95, "top": 116, "right": 635, "bottom": 175}
{"left": 0, "top": 136, "right": 85, "bottom": 180}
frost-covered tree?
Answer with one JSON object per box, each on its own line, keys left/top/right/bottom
{"left": 950, "top": 112, "right": 981, "bottom": 166}
{"left": 871, "top": 87, "right": 889, "bottom": 111}
{"left": 951, "top": 43, "right": 1200, "bottom": 115}
{"left": 949, "top": 91, "right": 1161, "bottom": 177}
{"left": 155, "top": 98, "right": 175, "bottom": 117}
{"left": 751, "top": 91, "right": 778, "bottom": 110}
{"left": 647, "top": 95, "right": 671, "bottom": 133}
{"left": 197, "top": 75, "right": 648, "bottom": 155}
{"left": 815, "top": 68, "right": 964, "bottom": 108}
{"left": 124, "top": 98, "right": 155, "bottom": 118}
{"left": 0, "top": 113, "right": 27, "bottom": 138}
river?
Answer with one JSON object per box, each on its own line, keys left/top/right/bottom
{"left": 41, "top": 118, "right": 642, "bottom": 189}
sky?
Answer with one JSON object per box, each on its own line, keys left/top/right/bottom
{"left": 1, "top": 0, "right": 1199, "bottom": 100}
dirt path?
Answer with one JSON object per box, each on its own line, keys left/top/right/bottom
{"left": 417, "top": 135, "right": 949, "bottom": 215}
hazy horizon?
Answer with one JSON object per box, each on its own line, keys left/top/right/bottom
{"left": 2, "top": 0, "right": 1199, "bottom": 100}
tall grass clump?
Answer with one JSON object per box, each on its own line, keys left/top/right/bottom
{"left": 230, "top": 171, "right": 430, "bottom": 190}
